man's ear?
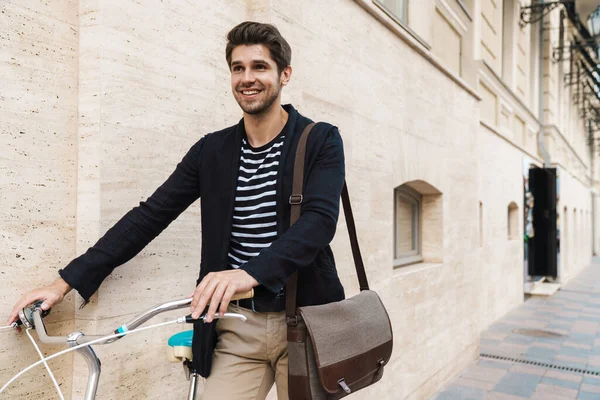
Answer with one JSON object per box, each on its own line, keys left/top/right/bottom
{"left": 280, "top": 65, "right": 292, "bottom": 87}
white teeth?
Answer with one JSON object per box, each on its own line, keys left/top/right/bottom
{"left": 242, "top": 90, "right": 259, "bottom": 95}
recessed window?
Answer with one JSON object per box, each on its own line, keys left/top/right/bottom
{"left": 508, "top": 202, "right": 519, "bottom": 240}
{"left": 394, "top": 185, "right": 421, "bottom": 265}
{"left": 375, "top": 0, "right": 408, "bottom": 24}
{"left": 393, "top": 181, "right": 443, "bottom": 268}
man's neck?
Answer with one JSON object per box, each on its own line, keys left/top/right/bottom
{"left": 243, "top": 104, "right": 289, "bottom": 148}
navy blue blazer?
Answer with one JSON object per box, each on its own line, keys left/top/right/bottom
{"left": 59, "top": 104, "right": 346, "bottom": 376}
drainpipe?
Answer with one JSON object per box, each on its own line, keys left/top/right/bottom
{"left": 537, "top": 0, "right": 551, "bottom": 168}
{"left": 591, "top": 119, "right": 596, "bottom": 256}
{"left": 593, "top": 191, "right": 596, "bottom": 256}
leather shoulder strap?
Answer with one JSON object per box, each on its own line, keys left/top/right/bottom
{"left": 285, "top": 123, "right": 369, "bottom": 322}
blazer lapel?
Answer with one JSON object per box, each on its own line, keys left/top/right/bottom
{"left": 218, "top": 119, "right": 244, "bottom": 270}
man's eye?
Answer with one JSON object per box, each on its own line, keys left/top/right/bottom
{"left": 256, "top": 65, "right": 266, "bottom": 70}
{"left": 233, "top": 66, "right": 243, "bottom": 72}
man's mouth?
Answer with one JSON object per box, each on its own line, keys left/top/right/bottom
{"left": 240, "top": 89, "right": 262, "bottom": 98}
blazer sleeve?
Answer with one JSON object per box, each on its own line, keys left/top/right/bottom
{"left": 59, "top": 137, "right": 205, "bottom": 302}
{"left": 240, "top": 125, "right": 345, "bottom": 293}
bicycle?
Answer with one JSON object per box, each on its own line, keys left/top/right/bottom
{"left": 5, "top": 291, "right": 253, "bottom": 400}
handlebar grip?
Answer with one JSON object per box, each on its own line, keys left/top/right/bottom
{"left": 230, "top": 289, "right": 254, "bottom": 301}
{"left": 17, "top": 300, "right": 51, "bottom": 329}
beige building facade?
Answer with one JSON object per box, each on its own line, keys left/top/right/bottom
{"left": 1, "top": 0, "right": 599, "bottom": 399}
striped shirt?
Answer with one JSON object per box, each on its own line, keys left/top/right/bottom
{"left": 227, "top": 132, "right": 285, "bottom": 269}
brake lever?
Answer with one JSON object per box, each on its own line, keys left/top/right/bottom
{"left": 184, "top": 312, "right": 247, "bottom": 323}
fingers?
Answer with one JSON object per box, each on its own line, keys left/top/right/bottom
{"left": 6, "top": 287, "right": 63, "bottom": 325}
{"left": 204, "top": 283, "right": 227, "bottom": 323}
{"left": 190, "top": 274, "right": 212, "bottom": 313}
{"left": 7, "top": 293, "right": 35, "bottom": 325}
{"left": 219, "top": 285, "right": 237, "bottom": 317}
{"left": 190, "top": 270, "right": 256, "bottom": 322}
{"left": 40, "top": 300, "right": 51, "bottom": 311}
{"left": 191, "top": 277, "right": 218, "bottom": 320}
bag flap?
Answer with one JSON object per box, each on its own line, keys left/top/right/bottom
{"left": 297, "top": 290, "right": 393, "bottom": 394}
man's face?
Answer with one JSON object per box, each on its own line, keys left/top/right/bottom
{"left": 230, "top": 44, "right": 290, "bottom": 115}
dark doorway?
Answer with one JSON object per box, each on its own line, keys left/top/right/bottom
{"left": 527, "top": 168, "right": 558, "bottom": 277}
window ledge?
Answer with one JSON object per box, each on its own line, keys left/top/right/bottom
{"left": 455, "top": 0, "right": 473, "bottom": 21}
{"left": 372, "top": 0, "right": 431, "bottom": 50}
{"left": 393, "top": 261, "right": 444, "bottom": 277}
{"left": 394, "top": 255, "right": 424, "bottom": 268}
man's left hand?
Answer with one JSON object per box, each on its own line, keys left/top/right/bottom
{"left": 190, "top": 269, "right": 258, "bottom": 323}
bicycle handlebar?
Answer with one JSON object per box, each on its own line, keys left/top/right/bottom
{"left": 32, "top": 288, "right": 254, "bottom": 346}
{"left": 21, "top": 290, "right": 253, "bottom": 400}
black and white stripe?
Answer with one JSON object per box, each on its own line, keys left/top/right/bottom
{"left": 228, "top": 134, "right": 285, "bottom": 269}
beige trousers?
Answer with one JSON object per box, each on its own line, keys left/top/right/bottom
{"left": 201, "top": 303, "right": 288, "bottom": 400}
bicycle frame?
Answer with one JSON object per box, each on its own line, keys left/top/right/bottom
{"left": 29, "top": 298, "right": 246, "bottom": 400}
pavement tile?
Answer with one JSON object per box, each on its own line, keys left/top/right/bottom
{"left": 564, "top": 342, "right": 593, "bottom": 350}
{"left": 484, "top": 393, "right": 529, "bottom": 400}
{"left": 453, "top": 377, "right": 496, "bottom": 391}
{"left": 527, "top": 346, "right": 559, "bottom": 359}
{"left": 536, "top": 335, "right": 568, "bottom": 344}
{"left": 481, "top": 339, "right": 503, "bottom": 348}
{"left": 549, "top": 323, "right": 575, "bottom": 331}
{"left": 576, "top": 317, "right": 600, "bottom": 324}
{"left": 588, "top": 355, "right": 600, "bottom": 365}
{"left": 540, "top": 376, "right": 582, "bottom": 390}
{"left": 567, "top": 333, "right": 596, "bottom": 345}
{"left": 560, "top": 312, "right": 581, "bottom": 318}
{"left": 555, "top": 354, "right": 589, "bottom": 364}
{"left": 577, "top": 392, "right": 600, "bottom": 400}
{"left": 582, "top": 375, "right": 600, "bottom": 386}
{"left": 535, "top": 341, "right": 562, "bottom": 350}
{"left": 544, "top": 369, "right": 584, "bottom": 383}
{"left": 478, "top": 359, "right": 514, "bottom": 370}
{"left": 531, "top": 383, "right": 579, "bottom": 399}
{"left": 580, "top": 383, "right": 600, "bottom": 394}
{"left": 589, "top": 347, "right": 600, "bottom": 356}
{"left": 523, "top": 320, "right": 551, "bottom": 329}
{"left": 506, "top": 335, "right": 535, "bottom": 345}
{"left": 492, "top": 372, "right": 542, "bottom": 398}
{"left": 498, "top": 343, "right": 529, "bottom": 355}
{"left": 572, "top": 322, "right": 598, "bottom": 335}
{"left": 537, "top": 312, "right": 560, "bottom": 318}
{"left": 509, "top": 364, "right": 547, "bottom": 376}
{"left": 558, "top": 346, "right": 592, "bottom": 358}
{"left": 462, "top": 366, "right": 508, "bottom": 384}
{"left": 433, "top": 385, "right": 487, "bottom": 400}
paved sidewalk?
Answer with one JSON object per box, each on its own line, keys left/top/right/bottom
{"left": 432, "top": 260, "right": 600, "bottom": 400}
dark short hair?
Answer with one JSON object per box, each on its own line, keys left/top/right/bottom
{"left": 226, "top": 21, "right": 292, "bottom": 74}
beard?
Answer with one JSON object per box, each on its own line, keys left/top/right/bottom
{"left": 235, "top": 82, "right": 281, "bottom": 115}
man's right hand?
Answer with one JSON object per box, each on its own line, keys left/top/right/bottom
{"left": 6, "top": 277, "right": 72, "bottom": 326}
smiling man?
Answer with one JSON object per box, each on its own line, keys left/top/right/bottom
{"left": 8, "top": 21, "right": 346, "bottom": 399}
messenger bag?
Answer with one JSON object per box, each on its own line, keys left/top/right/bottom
{"left": 286, "top": 123, "right": 394, "bottom": 400}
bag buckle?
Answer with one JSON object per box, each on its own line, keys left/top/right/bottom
{"left": 286, "top": 315, "right": 299, "bottom": 327}
{"left": 289, "top": 194, "right": 303, "bottom": 205}
{"left": 338, "top": 378, "right": 351, "bottom": 394}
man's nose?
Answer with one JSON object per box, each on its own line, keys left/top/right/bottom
{"left": 242, "top": 69, "right": 256, "bottom": 84}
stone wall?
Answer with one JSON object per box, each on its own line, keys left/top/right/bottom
{"left": 0, "top": 1, "right": 597, "bottom": 399}
{"left": 0, "top": 1, "right": 78, "bottom": 398}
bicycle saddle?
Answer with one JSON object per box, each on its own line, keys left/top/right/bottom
{"left": 167, "top": 330, "right": 193, "bottom": 362}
